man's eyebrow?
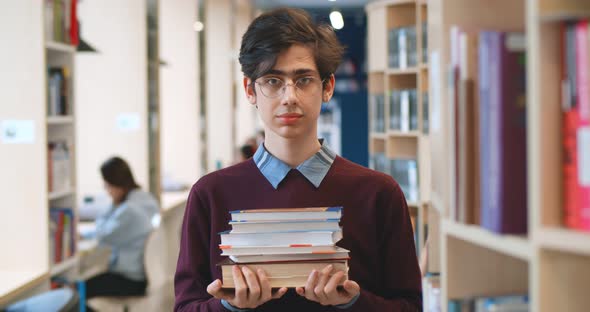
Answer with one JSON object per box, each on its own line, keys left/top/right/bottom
{"left": 265, "top": 69, "right": 318, "bottom": 76}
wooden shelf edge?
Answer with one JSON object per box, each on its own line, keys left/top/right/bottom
{"left": 386, "top": 67, "right": 419, "bottom": 75}
{"left": 161, "top": 191, "right": 190, "bottom": 216}
{"left": 535, "top": 227, "right": 590, "bottom": 256}
{"left": 50, "top": 255, "right": 79, "bottom": 277}
{"left": 370, "top": 133, "right": 387, "bottom": 140}
{"left": 443, "top": 219, "right": 531, "bottom": 261}
{"left": 48, "top": 188, "right": 75, "bottom": 201}
{"left": 538, "top": 11, "right": 590, "bottom": 22}
{"left": 0, "top": 271, "right": 49, "bottom": 308}
{"left": 388, "top": 130, "right": 421, "bottom": 137}
{"left": 366, "top": 0, "right": 417, "bottom": 12}
{"left": 47, "top": 116, "right": 74, "bottom": 125}
{"left": 45, "top": 41, "right": 76, "bottom": 53}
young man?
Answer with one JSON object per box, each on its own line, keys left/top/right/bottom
{"left": 174, "top": 8, "right": 422, "bottom": 312}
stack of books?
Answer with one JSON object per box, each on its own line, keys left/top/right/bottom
{"left": 217, "top": 207, "right": 350, "bottom": 288}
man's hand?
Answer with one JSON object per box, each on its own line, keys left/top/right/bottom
{"left": 295, "top": 265, "right": 360, "bottom": 306}
{"left": 207, "top": 265, "right": 288, "bottom": 309}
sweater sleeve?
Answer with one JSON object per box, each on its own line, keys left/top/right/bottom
{"left": 338, "top": 180, "right": 423, "bottom": 312}
{"left": 174, "top": 185, "right": 229, "bottom": 312}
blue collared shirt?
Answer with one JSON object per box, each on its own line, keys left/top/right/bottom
{"left": 252, "top": 139, "right": 337, "bottom": 189}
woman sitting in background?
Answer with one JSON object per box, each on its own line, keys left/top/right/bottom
{"left": 84, "top": 156, "right": 159, "bottom": 308}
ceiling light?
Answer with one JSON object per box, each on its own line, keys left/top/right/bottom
{"left": 329, "top": 11, "right": 344, "bottom": 30}
{"left": 193, "top": 21, "right": 204, "bottom": 32}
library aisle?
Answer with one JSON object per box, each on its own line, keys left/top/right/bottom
{"left": 2, "top": 0, "right": 590, "bottom": 311}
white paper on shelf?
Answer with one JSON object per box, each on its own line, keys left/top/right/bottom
{"left": 401, "top": 90, "right": 410, "bottom": 132}
{"left": 429, "top": 51, "right": 441, "bottom": 132}
{"left": 0, "top": 120, "right": 35, "bottom": 144}
{"left": 578, "top": 127, "right": 590, "bottom": 186}
{"left": 116, "top": 113, "right": 141, "bottom": 132}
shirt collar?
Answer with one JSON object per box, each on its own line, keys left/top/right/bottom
{"left": 252, "top": 139, "right": 337, "bottom": 189}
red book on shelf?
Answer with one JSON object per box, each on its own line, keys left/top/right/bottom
{"left": 69, "top": 0, "right": 79, "bottom": 45}
{"left": 563, "top": 20, "right": 590, "bottom": 232}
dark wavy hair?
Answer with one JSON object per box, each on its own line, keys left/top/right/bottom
{"left": 100, "top": 156, "right": 139, "bottom": 191}
{"left": 239, "top": 8, "right": 345, "bottom": 85}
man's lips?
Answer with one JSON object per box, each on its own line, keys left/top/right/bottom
{"left": 277, "top": 113, "right": 302, "bottom": 123}
{"left": 277, "top": 113, "right": 302, "bottom": 118}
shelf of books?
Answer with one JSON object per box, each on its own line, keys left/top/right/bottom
{"left": 45, "top": 0, "right": 79, "bottom": 283}
{"left": 366, "top": 0, "right": 431, "bottom": 258}
{"left": 425, "top": 0, "right": 590, "bottom": 310}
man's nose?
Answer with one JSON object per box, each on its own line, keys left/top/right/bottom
{"left": 280, "top": 83, "right": 298, "bottom": 104}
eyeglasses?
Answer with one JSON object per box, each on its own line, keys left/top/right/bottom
{"left": 255, "top": 76, "right": 326, "bottom": 99}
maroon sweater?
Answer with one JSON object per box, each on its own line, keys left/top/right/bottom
{"left": 174, "top": 156, "right": 422, "bottom": 311}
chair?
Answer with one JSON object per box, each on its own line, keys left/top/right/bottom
{"left": 87, "top": 224, "right": 174, "bottom": 312}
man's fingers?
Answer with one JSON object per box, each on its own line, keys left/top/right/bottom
{"left": 241, "top": 266, "right": 261, "bottom": 302}
{"left": 232, "top": 265, "right": 248, "bottom": 302}
{"left": 257, "top": 269, "right": 272, "bottom": 302}
{"left": 304, "top": 270, "right": 319, "bottom": 300}
{"left": 313, "top": 265, "right": 333, "bottom": 303}
{"left": 340, "top": 280, "right": 361, "bottom": 297}
{"left": 271, "top": 287, "right": 288, "bottom": 299}
{"left": 206, "top": 279, "right": 233, "bottom": 301}
{"left": 324, "top": 271, "right": 345, "bottom": 298}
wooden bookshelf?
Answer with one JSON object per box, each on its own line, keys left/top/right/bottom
{"left": 426, "top": 0, "right": 590, "bottom": 310}
{"left": 44, "top": 2, "right": 79, "bottom": 278}
{"left": 366, "top": 0, "right": 431, "bottom": 257}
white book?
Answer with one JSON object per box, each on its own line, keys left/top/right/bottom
{"left": 230, "top": 207, "right": 342, "bottom": 222}
{"left": 400, "top": 90, "right": 410, "bottom": 131}
{"left": 229, "top": 249, "right": 350, "bottom": 263}
{"left": 219, "top": 230, "right": 342, "bottom": 247}
{"left": 230, "top": 219, "right": 340, "bottom": 233}
{"left": 221, "top": 245, "right": 347, "bottom": 256}
{"left": 398, "top": 28, "right": 408, "bottom": 69}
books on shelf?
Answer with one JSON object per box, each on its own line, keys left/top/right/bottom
{"left": 370, "top": 152, "right": 388, "bottom": 173}
{"left": 478, "top": 31, "right": 527, "bottom": 234}
{"left": 370, "top": 154, "right": 420, "bottom": 203}
{"left": 47, "top": 67, "right": 70, "bottom": 116}
{"left": 422, "top": 22, "right": 428, "bottom": 64}
{"left": 370, "top": 93, "right": 385, "bottom": 133}
{"left": 218, "top": 207, "right": 349, "bottom": 288}
{"left": 390, "top": 158, "right": 419, "bottom": 203}
{"left": 422, "top": 274, "right": 441, "bottom": 312}
{"left": 389, "top": 26, "right": 418, "bottom": 69}
{"left": 422, "top": 90, "right": 429, "bottom": 134}
{"left": 389, "top": 89, "right": 418, "bottom": 131}
{"left": 44, "top": 0, "right": 79, "bottom": 45}
{"left": 449, "top": 26, "right": 527, "bottom": 234}
{"left": 448, "top": 294, "right": 528, "bottom": 312}
{"left": 49, "top": 207, "right": 76, "bottom": 266}
{"left": 47, "top": 141, "right": 72, "bottom": 194}
{"left": 561, "top": 19, "right": 590, "bottom": 232}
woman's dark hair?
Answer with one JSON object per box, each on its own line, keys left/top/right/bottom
{"left": 100, "top": 156, "right": 139, "bottom": 191}
{"left": 239, "top": 8, "right": 344, "bottom": 84}
{"left": 240, "top": 144, "right": 255, "bottom": 159}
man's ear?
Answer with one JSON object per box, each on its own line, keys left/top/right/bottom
{"left": 322, "top": 74, "right": 336, "bottom": 103}
{"left": 243, "top": 77, "right": 256, "bottom": 105}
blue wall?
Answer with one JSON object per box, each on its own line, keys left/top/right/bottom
{"left": 310, "top": 9, "right": 368, "bottom": 167}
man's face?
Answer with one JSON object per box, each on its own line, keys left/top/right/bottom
{"left": 244, "top": 44, "right": 334, "bottom": 141}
